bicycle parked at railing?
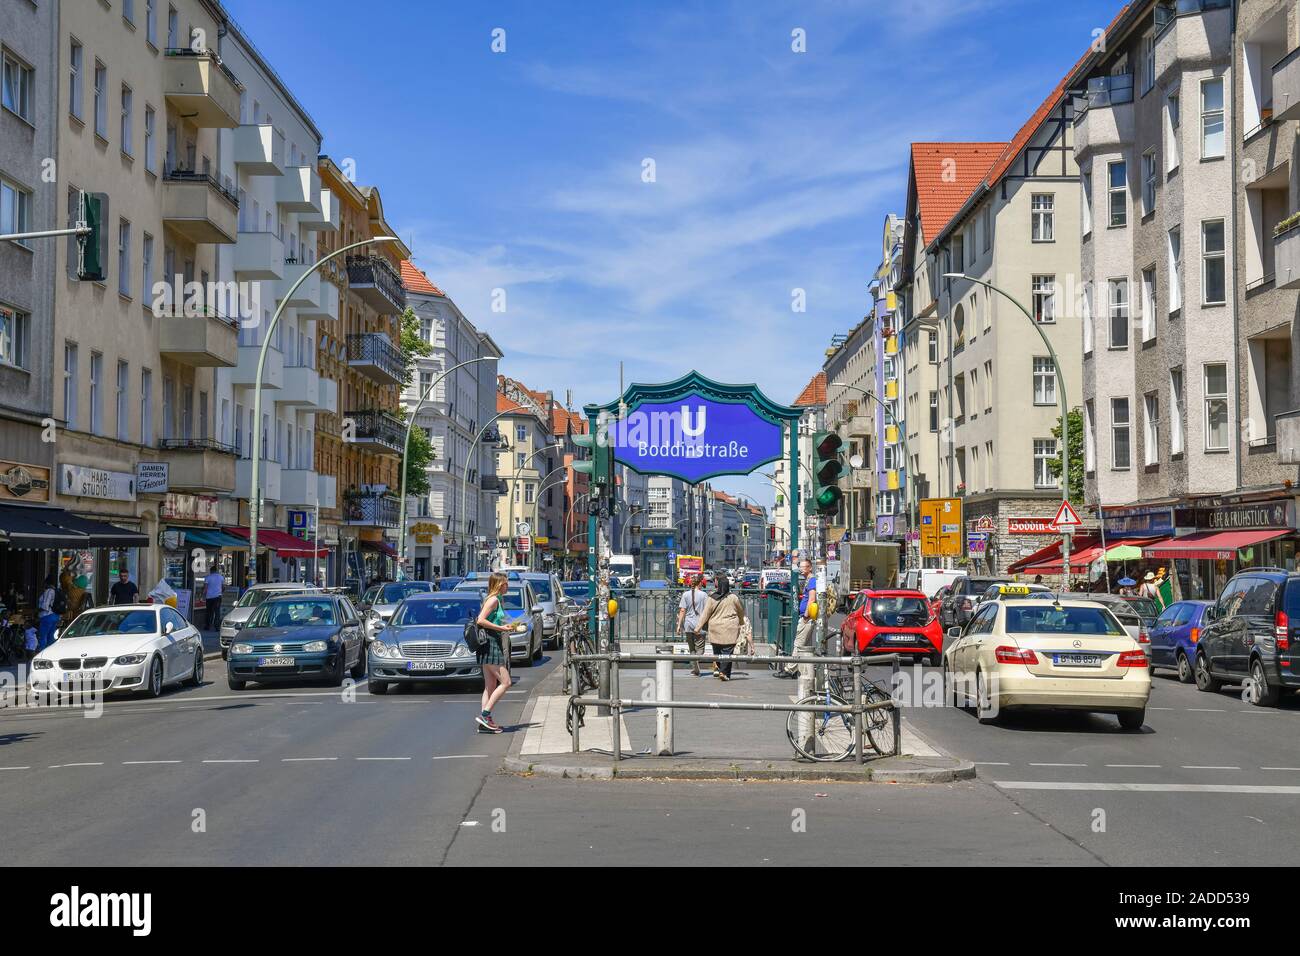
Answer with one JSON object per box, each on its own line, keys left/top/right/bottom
{"left": 561, "top": 609, "right": 598, "bottom": 733}
{"left": 784, "top": 660, "right": 894, "bottom": 762}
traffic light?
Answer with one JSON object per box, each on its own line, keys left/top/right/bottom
{"left": 572, "top": 430, "right": 612, "bottom": 508}
{"left": 810, "top": 431, "right": 843, "bottom": 518}
{"left": 77, "top": 191, "right": 109, "bottom": 282}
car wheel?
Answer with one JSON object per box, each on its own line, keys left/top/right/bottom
{"left": 1194, "top": 652, "right": 1222, "bottom": 693}
{"left": 928, "top": 651, "right": 942, "bottom": 667}
{"left": 349, "top": 644, "right": 366, "bottom": 680}
{"left": 1175, "top": 650, "right": 1193, "bottom": 684}
{"left": 1249, "top": 658, "right": 1280, "bottom": 708}
{"left": 975, "top": 671, "right": 998, "bottom": 725}
{"left": 227, "top": 677, "right": 246, "bottom": 691}
{"left": 329, "top": 650, "right": 346, "bottom": 687}
{"left": 144, "top": 656, "right": 164, "bottom": 698}
{"left": 532, "top": 636, "right": 543, "bottom": 662}
{"left": 1117, "top": 708, "right": 1145, "bottom": 732}
{"left": 186, "top": 650, "right": 204, "bottom": 687}
{"left": 368, "top": 680, "right": 388, "bottom": 695}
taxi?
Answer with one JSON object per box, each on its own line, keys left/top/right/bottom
{"left": 979, "top": 582, "right": 1052, "bottom": 604}
{"left": 942, "top": 597, "right": 1151, "bottom": 730}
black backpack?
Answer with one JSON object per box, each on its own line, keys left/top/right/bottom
{"left": 463, "top": 620, "right": 488, "bottom": 652}
{"left": 51, "top": 589, "right": 68, "bottom": 615}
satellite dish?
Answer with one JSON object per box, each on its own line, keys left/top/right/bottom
{"left": 849, "top": 454, "right": 864, "bottom": 469}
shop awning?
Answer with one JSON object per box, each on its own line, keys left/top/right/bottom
{"left": 224, "top": 527, "right": 328, "bottom": 559}
{"left": 1142, "top": 529, "right": 1290, "bottom": 561}
{"left": 359, "top": 539, "right": 397, "bottom": 558}
{"left": 0, "top": 504, "right": 147, "bottom": 550}
{"left": 178, "top": 527, "right": 250, "bottom": 550}
{"left": 1008, "top": 536, "right": 1156, "bottom": 575}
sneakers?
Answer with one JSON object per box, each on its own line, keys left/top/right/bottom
{"left": 475, "top": 714, "right": 503, "bottom": 734}
{"left": 773, "top": 670, "right": 797, "bottom": 680}
{"left": 716, "top": 670, "right": 730, "bottom": 682}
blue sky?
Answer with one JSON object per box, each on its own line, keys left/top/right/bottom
{"left": 226, "top": 0, "right": 1121, "bottom": 507}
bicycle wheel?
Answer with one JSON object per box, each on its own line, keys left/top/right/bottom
{"left": 786, "top": 693, "right": 855, "bottom": 762}
{"left": 861, "top": 683, "right": 895, "bottom": 755}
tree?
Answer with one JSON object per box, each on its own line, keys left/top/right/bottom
{"left": 1047, "top": 408, "right": 1085, "bottom": 505}
{"left": 398, "top": 306, "right": 436, "bottom": 497}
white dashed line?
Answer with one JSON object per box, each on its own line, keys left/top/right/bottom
{"left": 202, "top": 759, "right": 259, "bottom": 764}
{"left": 1105, "top": 764, "right": 1162, "bottom": 768}
{"left": 51, "top": 762, "right": 104, "bottom": 768}
{"left": 281, "top": 757, "right": 338, "bottom": 762}
{"left": 432, "top": 754, "right": 487, "bottom": 760}
{"left": 355, "top": 756, "right": 411, "bottom": 761}
{"left": 1030, "top": 762, "right": 1087, "bottom": 767}
{"left": 1180, "top": 765, "right": 1241, "bottom": 771}
{"left": 996, "top": 781, "right": 1300, "bottom": 794}
{"left": 973, "top": 761, "right": 1011, "bottom": 766}
{"left": 1261, "top": 767, "right": 1300, "bottom": 772}
{"left": 1186, "top": 708, "right": 1225, "bottom": 713}
{"left": 459, "top": 821, "right": 480, "bottom": 827}
{"left": 0, "top": 766, "right": 30, "bottom": 771}
{"left": 122, "top": 760, "right": 182, "bottom": 765}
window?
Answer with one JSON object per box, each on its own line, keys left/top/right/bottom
{"left": 146, "top": 0, "right": 158, "bottom": 46}
{"left": 1, "top": 50, "right": 34, "bottom": 123}
{"left": 142, "top": 232, "right": 153, "bottom": 303}
{"left": 1031, "top": 194, "right": 1054, "bottom": 241}
{"left": 929, "top": 391, "right": 939, "bottom": 432}
{"left": 0, "top": 177, "right": 32, "bottom": 246}
{"left": 1084, "top": 400, "right": 1096, "bottom": 473}
{"left": 524, "top": 483, "right": 535, "bottom": 505}
{"left": 1166, "top": 91, "right": 1181, "bottom": 172}
{"left": 1141, "top": 30, "right": 1155, "bottom": 94}
{"left": 0, "top": 305, "right": 28, "bottom": 369}
{"left": 140, "top": 368, "right": 152, "bottom": 445}
{"left": 1032, "top": 275, "right": 1056, "bottom": 323}
{"left": 1033, "top": 357, "right": 1056, "bottom": 406}
{"left": 1142, "top": 150, "right": 1156, "bottom": 216}
{"left": 167, "top": 6, "right": 179, "bottom": 49}
{"left": 1201, "top": 77, "right": 1224, "bottom": 159}
{"left": 1168, "top": 227, "right": 1182, "bottom": 314}
{"left": 63, "top": 343, "right": 78, "bottom": 431}
{"left": 984, "top": 359, "right": 993, "bottom": 411}
{"left": 1033, "top": 439, "right": 1058, "bottom": 489}
{"left": 93, "top": 61, "right": 107, "bottom": 139}
{"left": 982, "top": 205, "right": 992, "bottom": 252}
{"left": 1109, "top": 279, "right": 1129, "bottom": 349}
{"left": 1170, "top": 367, "right": 1185, "bottom": 456}
{"left": 1111, "top": 398, "right": 1131, "bottom": 470}
{"left": 162, "top": 376, "right": 175, "bottom": 440}
{"left": 123, "top": 0, "right": 135, "bottom": 24}
{"left": 116, "top": 360, "right": 129, "bottom": 441}
{"left": 1082, "top": 283, "right": 1094, "bottom": 353}
{"left": 1202, "top": 219, "right": 1226, "bottom": 304}
{"left": 144, "top": 106, "right": 156, "bottom": 174}
{"left": 89, "top": 352, "right": 103, "bottom": 436}
{"left": 1081, "top": 166, "right": 1093, "bottom": 235}
{"left": 1204, "top": 363, "right": 1229, "bottom": 451}
{"left": 515, "top": 424, "right": 526, "bottom": 441}
{"left": 927, "top": 331, "right": 937, "bottom": 364}
{"left": 1108, "top": 161, "right": 1127, "bottom": 227}
{"left": 69, "top": 40, "right": 83, "bottom": 119}
{"left": 1141, "top": 267, "right": 1156, "bottom": 342}
{"left": 117, "top": 220, "right": 131, "bottom": 297}
{"left": 1143, "top": 392, "right": 1159, "bottom": 466}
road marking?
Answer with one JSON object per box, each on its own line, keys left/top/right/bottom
{"left": 1261, "top": 767, "right": 1300, "bottom": 771}
{"left": 1030, "top": 762, "right": 1087, "bottom": 767}
{"left": 1186, "top": 708, "right": 1224, "bottom": 713}
{"left": 460, "top": 821, "right": 479, "bottom": 827}
{"left": 996, "top": 781, "right": 1300, "bottom": 794}
{"left": 202, "top": 759, "right": 259, "bottom": 764}
{"left": 432, "top": 754, "right": 487, "bottom": 760}
{"left": 973, "top": 761, "right": 1010, "bottom": 766}
{"left": 1181, "top": 765, "right": 1241, "bottom": 771}
{"left": 1105, "top": 764, "right": 1162, "bottom": 768}
{"left": 282, "top": 757, "right": 338, "bottom": 762}
{"left": 122, "top": 760, "right": 182, "bottom": 765}
{"left": 356, "top": 756, "right": 411, "bottom": 761}
{"left": 0, "top": 766, "right": 30, "bottom": 771}
{"left": 50, "top": 762, "right": 103, "bottom": 768}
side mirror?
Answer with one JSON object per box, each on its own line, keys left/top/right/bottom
{"left": 1204, "top": 605, "right": 1218, "bottom": 622}
{"left": 164, "top": 621, "right": 175, "bottom": 635}
{"left": 947, "top": 626, "right": 962, "bottom": 639}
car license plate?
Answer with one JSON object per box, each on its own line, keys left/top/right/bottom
{"left": 406, "top": 661, "right": 445, "bottom": 672}
{"left": 258, "top": 656, "right": 295, "bottom": 668}
{"left": 63, "top": 671, "right": 99, "bottom": 682}
{"left": 886, "top": 634, "right": 918, "bottom": 643}
{"left": 1053, "top": 653, "right": 1103, "bottom": 667}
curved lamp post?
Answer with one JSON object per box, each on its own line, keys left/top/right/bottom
{"left": 396, "top": 356, "right": 499, "bottom": 576}
{"left": 502, "top": 441, "right": 562, "bottom": 556}
{"left": 249, "top": 235, "right": 401, "bottom": 583}
{"left": 529, "top": 465, "right": 571, "bottom": 570}
{"left": 943, "top": 273, "right": 1072, "bottom": 584}
{"left": 455, "top": 403, "right": 528, "bottom": 574}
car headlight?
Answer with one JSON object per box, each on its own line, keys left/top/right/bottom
{"left": 231, "top": 642, "right": 253, "bottom": 655}
{"left": 303, "top": 640, "right": 328, "bottom": 653}
{"left": 114, "top": 654, "right": 147, "bottom": 665}
{"left": 370, "top": 640, "right": 397, "bottom": 659}
{"left": 32, "top": 658, "right": 53, "bottom": 670}
{"left": 451, "top": 643, "right": 472, "bottom": 658}
{"left": 227, "top": 620, "right": 242, "bottom": 632}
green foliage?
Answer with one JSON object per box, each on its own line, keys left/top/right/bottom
{"left": 397, "top": 307, "right": 436, "bottom": 495}
{"left": 403, "top": 417, "right": 434, "bottom": 498}
{"left": 399, "top": 307, "right": 433, "bottom": 389}
{"left": 1047, "top": 408, "right": 1085, "bottom": 505}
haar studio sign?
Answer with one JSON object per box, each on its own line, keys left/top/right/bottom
{"left": 60, "top": 463, "right": 137, "bottom": 501}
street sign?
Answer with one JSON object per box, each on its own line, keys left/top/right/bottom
{"left": 515, "top": 535, "right": 532, "bottom": 553}
{"left": 919, "top": 497, "right": 963, "bottom": 558}
{"left": 1052, "top": 500, "right": 1083, "bottom": 531}
{"left": 975, "top": 515, "right": 995, "bottom": 532}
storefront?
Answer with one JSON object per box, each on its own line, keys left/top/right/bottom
{"left": 223, "top": 527, "right": 329, "bottom": 585}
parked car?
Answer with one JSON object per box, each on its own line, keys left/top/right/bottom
{"left": 840, "top": 589, "right": 943, "bottom": 665}
{"left": 930, "top": 584, "right": 953, "bottom": 622}
{"left": 436, "top": 577, "right": 463, "bottom": 591}
{"left": 1077, "top": 593, "right": 1152, "bottom": 663}
{"left": 226, "top": 593, "right": 366, "bottom": 690}
{"left": 942, "top": 598, "right": 1151, "bottom": 729}
{"left": 358, "top": 580, "right": 436, "bottom": 642}
{"left": 560, "top": 581, "right": 593, "bottom": 604}
{"left": 219, "top": 582, "right": 319, "bottom": 659}
{"left": 1195, "top": 568, "right": 1299, "bottom": 706}
{"left": 739, "top": 572, "right": 761, "bottom": 591}
{"left": 452, "top": 576, "right": 544, "bottom": 665}
{"left": 1147, "top": 600, "right": 1212, "bottom": 683}
{"left": 980, "top": 582, "right": 1052, "bottom": 603}
{"left": 367, "top": 592, "right": 485, "bottom": 694}
{"left": 521, "top": 571, "right": 565, "bottom": 648}
{"left": 941, "top": 576, "right": 1011, "bottom": 630}
{"left": 28, "top": 605, "right": 204, "bottom": 702}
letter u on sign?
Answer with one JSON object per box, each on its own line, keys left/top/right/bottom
{"left": 679, "top": 405, "right": 706, "bottom": 437}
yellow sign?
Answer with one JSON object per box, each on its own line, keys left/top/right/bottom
{"left": 534, "top": 536, "right": 549, "bottom": 547}
{"left": 410, "top": 521, "right": 442, "bottom": 545}
{"left": 996, "top": 584, "right": 1032, "bottom": 596}
{"left": 919, "top": 497, "right": 963, "bottom": 558}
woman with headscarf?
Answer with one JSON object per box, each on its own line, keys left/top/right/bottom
{"left": 697, "top": 574, "right": 746, "bottom": 681}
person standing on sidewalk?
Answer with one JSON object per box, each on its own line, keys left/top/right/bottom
{"left": 776, "top": 558, "right": 816, "bottom": 679}
{"left": 676, "top": 574, "right": 709, "bottom": 676}
{"left": 474, "top": 572, "right": 518, "bottom": 733}
{"left": 203, "top": 563, "right": 225, "bottom": 632}
{"left": 37, "top": 575, "right": 60, "bottom": 651}
{"left": 697, "top": 575, "right": 745, "bottom": 681}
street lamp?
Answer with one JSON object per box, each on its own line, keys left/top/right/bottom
{"left": 396, "top": 356, "right": 499, "bottom": 575}
{"left": 830, "top": 381, "right": 914, "bottom": 570}
{"left": 249, "top": 235, "right": 401, "bottom": 582}
{"left": 454, "top": 404, "right": 528, "bottom": 575}
{"left": 502, "top": 442, "right": 563, "bottom": 558}
{"left": 943, "top": 273, "right": 1073, "bottom": 583}
{"left": 530, "top": 465, "right": 571, "bottom": 570}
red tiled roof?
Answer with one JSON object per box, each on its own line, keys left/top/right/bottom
{"left": 910, "top": 143, "right": 1004, "bottom": 244}
{"left": 496, "top": 393, "right": 524, "bottom": 414}
{"left": 792, "top": 372, "right": 826, "bottom": 408}
{"left": 400, "top": 261, "right": 444, "bottom": 296}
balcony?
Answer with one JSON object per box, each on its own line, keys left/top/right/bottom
{"left": 232, "top": 124, "right": 285, "bottom": 176}
{"left": 845, "top": 414, "right": 874, "bottom": 437}
{"left": 162, "top": 171, "right": 239, "bottom": 244}
{"left": 318, "top": 474, "right": 337, "bottom": 509}
{"left": 1073, "top": 74, "right": 1134, "bottom": 158}
{"left": 276, "top": 165, "right": 321, "bottom": 214}
{"left": 344, "top": 491, "right": 400, "bottom": 528}
{"left": 231, "top": 344, "right": 284, "bottom": 390}
{"left": 235, "top": 457, "right": 281, "bottom": 501}
{"left": 316, "top": 377, "right": 338, "bottom": 414}
{"left": 158, "top": 308, "right": 239, "bottom": 367}
{"left": 278, "top": 260, "right": 322, "bottom": 310}
{"left": 300, "top": 189, "right": 339, "bottom": 232}
{"left": 280, "top": 469, "right": 320, "bottom": 507}
{"left": 1154, "top": 0, "right": 1231, "bottom": 87}
{"left": 346, "top": 255, "right": 406, "bottom": 314}
{"left": 342, "top": 409, "right": 405, "bottom": 456}
{"left": 480, "top": 475, "right": 508, "bottom": 494}
{"left": 346, "top": 332, "right": 405, "bottom": 387}
{"left": 278, "top": 365, "right": 321, "bottom": 408}
{"left": 1276, "top": 223, "right": 1300, "bottom": 289}
{"left": 1274, "top": 46, "right": 1300, "bottom": 124}
{"left": 156, "top": 439, "right": 237, "bottom": 493}
{"left": 233, "top": 231, "right": 285, "bottom": 280}
{"left": 162, "top": 49, "right": 241, "bottom": 129}
{"left": 301, "top": 278, "right": 339, "bottom": 320}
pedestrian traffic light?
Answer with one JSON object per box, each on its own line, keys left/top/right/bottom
{"left": 810, "top": 430, "right": 843, "bottom": 518}
{"left": 76, "top": 191, "right": 109, "bottom": 282}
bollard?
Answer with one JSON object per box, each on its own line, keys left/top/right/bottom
{"left": 654, "top": 644, "right": 674, "bottom": 756}
{"left": 611, "top": 653, "right": 621, "bottom": 764}
{"left": 570, "top": 656, "right": 580, "bottom": 753}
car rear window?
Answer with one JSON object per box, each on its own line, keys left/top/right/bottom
{"left": 1004, "top": 605, "right": 1127, "bottom": 636}
{"left": 969, "top": 578, "right": 1009, "bottom": 593}
{"left": 869, "top": 597, "right": 930, "bottom": 627}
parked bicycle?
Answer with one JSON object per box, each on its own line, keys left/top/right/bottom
{"left": 784, "top": 660, "right": 894, "bottom": 762}
{"left": 561, "top": 609, "right": 598, "bottom": 733}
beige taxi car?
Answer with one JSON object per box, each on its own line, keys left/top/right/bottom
{"left": 942, "top": 597, "right": 1152, "bottom": 730}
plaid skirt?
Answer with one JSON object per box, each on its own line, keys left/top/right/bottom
{"left": 478, "top": 631, "right": 509, "bottom": 667}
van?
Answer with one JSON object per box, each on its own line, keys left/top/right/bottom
{"left": 902, "top": 568, "right": 965, "bottom": 599}
{"left": 1195, "top": 568, "right": 1299, "bottom": 707}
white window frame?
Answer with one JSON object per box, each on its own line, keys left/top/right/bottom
{"left": 144, "top": 105, "right": 156, "bottom": 174}
{"left": 1109, "top": 278, "right": 1129, "bottom": 349}
{"left": 69, "top": 40, "right": 83, "bottom": 120}
{"left": 1032, "top": 356, "right": 1056, "bottom": 406}
{"left": 1033, "top": 438, "right": 1058, "bottom": 489}
{"left": 1, "top": 49, "right": 34, "bottom": 124}
{"left": 1201, "top": 77, "right": 1225, "bottom": 160}
{"left": 1111, "top": 397, "right": 1131, "bottom": 470}
{"left": 1032, "top": 274, "right": 1057, "bottom": 323}
{"left": 89, "top": 351, "right": 103, "bottom": 437}
{"left": 0, "top": 305, "right": 28, "bottom": 369}
{"left": 1108, "top": 160, "right": 1127, "bottom": 227}
{"left": 118, "top": 219, "right": 131, "bottom": 297}
{"left": 1203, "top": 363, "right": 1229, "bottom": 451}
{"left": 141, "top": 368, "right": 153, "bottom": 446}
{"left": 1168, "top": 226, "right": 1182, "bottom": 314}
{"left": 0, "top": 176, "right": 32, "bottom": 249}
{"left": 1143, "top": 392, "right": 1159, "bottom": 467}
{"left": 93, "top": 60, "right": 107, "bottom": 140}
{"left": 1081, "top": 166, "right": 1093, "bottom": 236}
{"left": 1082, "top": 283, "right": 1094, "bottom": 353}
{"left": 116, "top": 359, "right": 129, "bottom": 442}
{"left": 1170, "top": 367, "right": 1185, "bottom": 457}
{"left": 1031, "top": 193, "right": 1055, "bottom": 242}
{"left": 1142, "top": 149, "right": 1156, "bottom": 216}
{"left": 1141, "top": 266, "right": 1157, "bottom": 342}
{"left": 64, "top": 343, "right": 78, "bottom": 431}
{"left": 1084, "top": 400, "right": 1096, "bottom": 473}
{"left": 1202, "top": 219, "right": 1226, "bottom": 305}
{"left": 1166, "top": 90, "right": 1181, "bottom": 173}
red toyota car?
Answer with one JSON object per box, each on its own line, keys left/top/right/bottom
{"left": 840, "top": 589, "right": 944, "bottom": 665}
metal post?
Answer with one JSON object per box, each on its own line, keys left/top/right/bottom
{"left": 853, "top": 657, "right": 864, "bottom": 764}
{"left": 610, "top": 651, "right": 621, "bottom": 765}
{"left": 570, "top": 655, "right": 581, "bottom": 753}
{"left": 654, "top": 643, "right": 674, "bottom": 756}
{"left": 891, "top": 655, "right": 902, "bottom": 756}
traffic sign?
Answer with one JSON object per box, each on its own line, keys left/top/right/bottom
{"left": 1052, "top": 500, "right": 1082, "bottom": 530}
{"left": 975, "top": 515, "right": 995, "bottom": 532}
{"left": 919, "top": 497, "right": 963, "bottom": 558}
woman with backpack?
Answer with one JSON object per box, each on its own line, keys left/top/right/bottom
{"left": 37, "top": 574, "right": 61, "bottom": 651}
{"left": 474, "top": 572, "right": 520, "bottom": 734}
{"left": 697, "top": 575, "right": 746, "bottom": 681}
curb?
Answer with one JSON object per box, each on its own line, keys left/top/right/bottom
{"left": 501, "top": 754, "right": 976, "bottom": 783}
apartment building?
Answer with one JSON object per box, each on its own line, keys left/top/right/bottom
{"left": 494, "top": 380, "right": 556, "bottom": 567}
{"left": 771, "top": 372, "right": 825, "bottom": 557}
{"left": 822, "top": 317, "right": 874, "bottom": 538}
{"left": 399, "top": 261, "right": 502, "bottom": 578}
{"left": 932, "top": 73, "right": 1084, "bottom": 572}
{"left": 314, "top": 159, "right": 409, "bottom": 586}
{"left": 551, "top": 402, "right": 589, "bottom": 573}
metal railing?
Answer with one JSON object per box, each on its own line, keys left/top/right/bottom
{"left": 343, "top": 408, "right": 405, "bottom": 451}
{"left": 162, "top": 169, "right": 240, "bottom": 208}
{"left": 159, "top": 437, "right": 238, "bottom": 455}
{"left": 345, "top": 255, "right": 406, "bottom": 312}
{"left": 345, "top": 332, "right": 405, "bottom": 383}
{"left": 566, "top": 649, "right": 901, "bottom": 765}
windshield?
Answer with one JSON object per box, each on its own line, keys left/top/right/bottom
{"left": 456, "top": 585, "right": 527, "bottom": 610}
{"left": 1004, "top": 605, "right": 1127, "bottom": 636}
{"left": 250, "top": 599, "right": 336, "bottom": 628}
{"left": 528, "top": 579, "right": 554, "bottom": 601}
{"left": 392, "top": 598, "right": 480, "bottom": 627}
{"left": 609, "top": 560, "right": 634, "bottom": 574}
{"left": 1121, "top": 596, "right": 1160, "bottom": 624}
{"left": 742, "top": 574, "right": 760, "bottom": 584}
{"left": 62, "top": 609, "right": 157, "bottom": 637}
{"left": 869, "top": 597, "right": 930, "bottom": 627}
{"left": 380, "top": 582, "right": 432, "bottom": 604}
{"left": 561, "top": 583, "right": 590, "bottom": 599}
{"left": 236, "top": 587, "right": 306, "bottom": 608}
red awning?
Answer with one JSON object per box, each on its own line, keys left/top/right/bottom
{"left": 1142, "top": 529, "right": 1290, "bottom": 561}
{"left": 1008, "top": 535, "right": 1101, "bottom": 575}
{"left": 224, "top": 526, "right": 328, "bottom": 559}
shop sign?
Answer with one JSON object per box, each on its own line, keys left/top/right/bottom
{"left": 136, "top": 462, "right": 169, "bottom": 494}
{"left": 411, "top": 521, "right": 441, "bottom": 545}
{"left": 1007, "top": 517, "right": 1059, "bottom": 535}
{"left": 516, "top": 536, "right": 532, "bottom": 553}
{"left": 0, "top": 460, "right": 51, "bottom": 503}
{"left": 159, "top": 493, "right": 218, "bottom": 523}
{"left": 1101, "top": 504, "right": 1175, "bottom": 537}
{"left": 1176, "top": 498, "right": 1295, "bottom": 531}
{"left": 60, "top": 463, "right": 136, "bottom": 501}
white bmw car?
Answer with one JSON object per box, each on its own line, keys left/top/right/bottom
{"left": 28, "top": 604, "right": 205, "bottom": 702}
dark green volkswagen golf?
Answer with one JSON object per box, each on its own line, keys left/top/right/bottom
{"left": 226, "top": 593, "right": 366, "bottom": 690}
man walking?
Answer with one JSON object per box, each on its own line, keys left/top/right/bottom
{"left": 676, "top": 574, "right": 710, "bottom": 677}
{"left": 109, "top": 568, "right": 139, "bottom": 605}
{"left": 203, "top": 563, "right": 225, "bottom": 632}
{"left": 775, "top": 557, "right": 816, "bottom": 679}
